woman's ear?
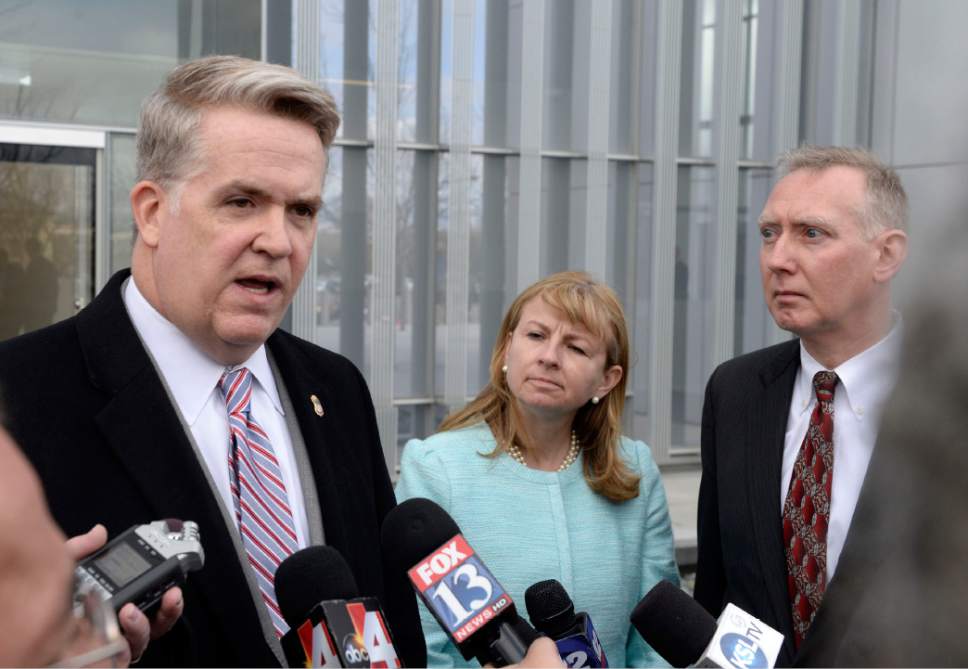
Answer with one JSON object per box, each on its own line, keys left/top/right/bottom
{"left": 595, "top": 365, "right": 623, "bottom": 400}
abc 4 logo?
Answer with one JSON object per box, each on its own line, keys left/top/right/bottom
{"left": 340, "top": 602, "right": 401, "bottom": 668}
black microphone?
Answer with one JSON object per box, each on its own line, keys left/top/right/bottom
{"left": 525, "top": 580, "right": 608, "bottom": 668}
{"left": 381, "top": 498, "right": 541, "bottom": 667}
{"left": 276, "top": 546, "right": 402, "bottom": 668}
{"left": 630, "top": 581, "right": 783, "bottom": 668}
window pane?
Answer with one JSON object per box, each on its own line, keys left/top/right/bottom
{"left": 739, "top": 0, "right": 759, "bottom": 160}
{"left": 483, "top": 0, "right": 515, "bottom": 148}
{"left": 470, "top": 153, "right": 513, "bottom": 395}
{"left": 679, "top": 0, "right": 718, "bottom": 158}
{"left": 734, "top": 168, "right": 774, "bottom": 355}
{"left": 319, "top": 0, "right": 374, "bottom": 142}
{"left": 540, "top": 157, "right": 580, "bottom": 275}
{"left": 396, "top": 150, "right": 436, "bottom": 397}
{"left": 630, "top": 162, "right": 655, "bottom": 443}
{"left": 606, "top": 162, "right": 635, "bottom": 309}
{"left": 609, "top": 0, "right": 638, "bottom": 155}
{"left": 108, "top": 134, "right": 136, "bottom": 276}
{"left": 434, "top": 153, "right": 448, "bottom": 394}
{"left": 638, "top": 0, "right": 660, "bottom": 158}
{"left": 671, "top": 165, "right": 717, "bottom": 449}
{"left": 0, "top": 0, "right": 260, "bottom": 128}
{"left": 0, "top": 143, "right": 95, "bottom": 337}
{"left": 542, "top": 0, "right": 583, "bottom": 151}
{"left": 399, "top": 0, "right": 436, "bottom": 143}
{"left": 314, "top": 147, "right": 373, "bottom": 376}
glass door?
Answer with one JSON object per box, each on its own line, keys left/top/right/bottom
{"left": 0, "top": 141, "right": 96, "bottom": 340}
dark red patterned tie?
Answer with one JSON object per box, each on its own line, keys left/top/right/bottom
{"left": 783, "top": 370, "right": 839, "bottom": 648}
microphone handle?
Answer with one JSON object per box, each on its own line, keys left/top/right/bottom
{"left": 487, "top": 618, "right": 542, "bottom": 666}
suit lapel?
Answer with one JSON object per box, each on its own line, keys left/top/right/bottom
{"left": 266, "top": 334, "right": 352, "bottom": 556}
{"left": 747, "top": 340, "right": 800, "bottom": 652}
{"left": 76, "top": 271, "right": 278, "bottom": 665}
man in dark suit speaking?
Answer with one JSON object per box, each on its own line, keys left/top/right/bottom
{"left": 0, "top": 56, "right": 424, "bottom": 667}
{"left": 694, "top": 146, "right": 909, "bottom": 666}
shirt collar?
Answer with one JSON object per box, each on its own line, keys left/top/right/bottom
{"left": 122, "top": 277, "right": 284, "bottom": 425}
{"left": 795, "top": 314, "right": 903, "bottom": 421}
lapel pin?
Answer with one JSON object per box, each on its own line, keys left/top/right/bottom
{"left": 310, "top": 394, "right": 324, "bottom": 417}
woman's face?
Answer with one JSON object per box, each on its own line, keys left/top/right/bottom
{"left": 504, "top": 297, "right": 622, "bottom": 421}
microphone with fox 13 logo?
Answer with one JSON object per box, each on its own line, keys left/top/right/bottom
{"left": 275, "top": 546, "right": 403, "bottom": 668}
{"left": 630, "top": 580, "right": 783, "bottom": 669}
{"left": 381, "top": 498, "right": 541, "bottom": 667}
{"left": 525, "top": 579, "right": 608, "bottom": 668}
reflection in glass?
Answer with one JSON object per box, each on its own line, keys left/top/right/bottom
{"left": 0, "top": 143, "right": 94, "bottom": 339}
{"left": 734, "top": 168, "right": 774, "bottom": 355}
{"left": 0, "top": 0, "right": 260, "bottom": 128}
{"left": 630, "top": 164, "right": 655, "bottom": 442}
{"left": 679, "top": 0, "right": 717, "bottom": 158}
{"left": 671, "top": 166, "right": 717, "bottom": 449}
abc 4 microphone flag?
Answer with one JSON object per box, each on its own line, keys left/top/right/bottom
{"left": 282, "top": 598, "right": 401, "bottom": 668}
{"left": 407, "top": 535, "right": 513, "bottom": 644}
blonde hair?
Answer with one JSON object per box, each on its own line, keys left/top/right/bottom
{"left": 440, "top": 271, "right": 641, "bottom": 502}
{"left": 137, "top": 55, "right": 340, "bottom": 187}
{"left": 777, "top": 145, "right": 908, "bottom": 236}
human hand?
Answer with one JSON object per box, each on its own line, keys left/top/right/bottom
{"left": 484, "top": 637, "right": 565, "bottom": 668}
{"left": 67, "top": 524, "right": 184, "bottom": 664}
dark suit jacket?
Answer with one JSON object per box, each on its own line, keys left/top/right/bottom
{"left": 694, "top": 339, "right": 801, "bottom": 667}
{"left": 794, "top": 321, "right": 968, "bottom": 666}
{"left": 0, "top": 270, "right": 426, "bottom": 667}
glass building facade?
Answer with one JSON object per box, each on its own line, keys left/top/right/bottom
{"left": 1, "top": 0, "right": 962, "bottom": 479}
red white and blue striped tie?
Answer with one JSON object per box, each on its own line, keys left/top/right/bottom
{"left": 219, "top": 367, "right": 298, "bottom": 638}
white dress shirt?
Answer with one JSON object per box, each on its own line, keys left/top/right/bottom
{"left": 780, "top": 319, "right": 902, "bottom": 581}
{"left": 123, "top": 278, "right": 310, "bottom": 549}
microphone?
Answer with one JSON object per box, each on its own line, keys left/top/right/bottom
{"left": 276, "top": 546, "right": 403, "bottom": 668}
{"left": 629, "top": 581, "right": 783, "bottom": 669}
{"left": 381, "top": 498, "right": 541, "bottom": 667}
{"left": 525, "top": 580, "right": 608, "bottom": 668}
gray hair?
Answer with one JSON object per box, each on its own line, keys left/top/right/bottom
{"left": 777, "top": 145, "right": 908, "bottom": 236}
{"left": 136, "top": 55, "right": 340, "bottom": 188}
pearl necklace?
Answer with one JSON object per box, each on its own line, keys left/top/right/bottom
{"left": 506, "top": 430, "right": 581, "bottom": 472}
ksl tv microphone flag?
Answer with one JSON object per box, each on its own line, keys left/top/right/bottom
{"left": 407, "top": 534, "right": 513, "bottom": 645}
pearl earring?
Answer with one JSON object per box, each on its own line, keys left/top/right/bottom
{"left": 502, "top": 364, "right": 508, "bottom": 374}
{"left": 591, "top": 396, "right": 600, "bottom": 405}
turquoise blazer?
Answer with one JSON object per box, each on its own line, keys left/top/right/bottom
{"left": 395, "top": 423, "right": 680, "bottom": 667}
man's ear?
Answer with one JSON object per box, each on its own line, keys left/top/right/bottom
{"left": 130, "top": 180, "right": 168, "bottom": 248}
{"left": 873, "top": 228, "right": 908, "bottom": 283}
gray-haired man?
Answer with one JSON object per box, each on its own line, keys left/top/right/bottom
{"left": 0, "top": 56, "right": 425, "bottom": 667}
{"left": 694, "top": 146, "right": 908, "bottom": 666}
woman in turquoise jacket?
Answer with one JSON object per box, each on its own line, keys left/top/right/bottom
{"left": 395, "top": 271, "right": 680, "bottom": 667}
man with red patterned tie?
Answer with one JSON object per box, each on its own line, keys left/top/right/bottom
{"left": 0, "top": 56, "right": 424, "bottom": 667}
{"left": 694, "top": 146, "right": 909, "bottom": 666}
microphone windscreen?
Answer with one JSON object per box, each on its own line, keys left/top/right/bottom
{"left": 380, "top": 497, "right": 462, "bottom": 576}
{"left": 275, "top": 545, "right": 360, "bottom": 627}
{"left": 525, "top": 579, "right": 576, "bottom": 637}
{"left": 630, "top": 580, "right": 717, "bottom": 668}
